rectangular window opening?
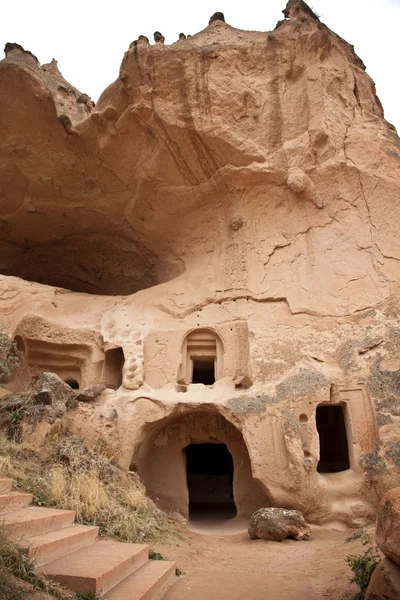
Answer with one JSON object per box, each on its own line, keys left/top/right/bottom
{"left": 192, "top": 358, "right": 215, "bottom": 385}
{"left": 316, "top": 405, "right": 350, "bottom": 473}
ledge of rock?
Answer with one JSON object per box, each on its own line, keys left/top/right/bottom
{"left": 0, "top": 0, "right": 396, "bottom": 309}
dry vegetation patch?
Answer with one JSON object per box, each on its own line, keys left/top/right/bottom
{"left": 0, "top": 526, "right": 73, "bottom": 599}
{"left": 0, "top": 433, "right": 185, "bottom": 544}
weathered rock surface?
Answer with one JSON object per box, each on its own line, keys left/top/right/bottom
{"left": 248, "top": 507, "right": 311, "bottom": 541}
{"left": 31, "top": 372, "right": 77, "bottom": 408}
{"left": 0, "top": 1, "right": 398, "bottom": 305}
{"left": 76, "top": 385, "right": 106, "bottom": 403}
{"left": 365, "top": 558, "right": 400, "bottom": 600}
{"left": 376, "top": 488, "right": 400, "bottom": 567}
{"left": 1, "top": 1, "right": 400, "bottom": 527}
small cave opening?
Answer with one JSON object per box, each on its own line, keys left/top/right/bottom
{"left": 64, "top": 379, "right": 80, "bottom": 389}
{"left": 316, "top": 405, "right": 350, "bottom": 473}
{"left": 185, "top": 443, "right": 237, "bottom": 520}
{"left": 192, "top": 358, "right": 215, "bottom": 385}
{"left": 103, "top": 347, "right": 124, "bottom": 389}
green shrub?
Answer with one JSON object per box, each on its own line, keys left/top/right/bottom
{"left": 345, "top": 530, "right": 380, "bottom": 595}
{"left": 149, "top": 550, "right": 165, "bottom": 561}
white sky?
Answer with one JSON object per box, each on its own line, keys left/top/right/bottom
{"left": 1, "top": 0, "right": 399, "bottom": 129}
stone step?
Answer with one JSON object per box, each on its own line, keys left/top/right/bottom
{"left": 21, "top": 524, "right": 99, "bottom": 566}
{"left": 40, "top": 540, "right": 149, "bottom": 596}
{"left": 0, "top": 478, "right": 13, "bottom": 494}
{"left": 103, "top": 560, "right": 176, "bottom": 600}
{"left": 1, "top": 506, "right": 75, "bottom": 538}
{"left": 0, "top": 493, "right": 33, "bottom": 509}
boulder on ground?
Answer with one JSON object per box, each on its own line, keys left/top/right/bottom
{"left": 376, "top": 487, "right": 400, "bottom": 567}
{"left": 76, "top": 385, "right": 106, "bottom": 403}
{"left": 30, "top": 372, "right": 77, "bottom": 408}
{"left": 365, "top": 557, "right": 400, "bottom": 600}
{"left": 248, "top": 507, "right": 311, "bottom": 541}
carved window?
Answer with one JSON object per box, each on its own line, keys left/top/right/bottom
{"left": 181, "top": 329, "right": 223, "bottom": 385}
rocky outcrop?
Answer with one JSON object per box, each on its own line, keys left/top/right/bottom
{"left": 376, "top": 487, "right": 400, "bottom": 566}
{"left": 0, "top": 1, "right": 396, "bottom": 302}
{"left": 1, "top": 1, "right": 400, "bottom": 528}
{"left": 76, "top": 385, "right": 106, "bottom": 403}
{"left": 366, "top": 488, "right": 400, "bottom": 599}
{"left": 30, "top": 372, "right": 77, "bottom": 408}
{"left": 365, "top": 558, "right": 400, "bottom": 600}
{"left": 248, "top": 507, "right": 311, "bottom": 541}
{"left": 3, "top": 43, "right": 93, "bottom": 125}
{"left": 0, "top": 373, "right": 77, "bottom": 439}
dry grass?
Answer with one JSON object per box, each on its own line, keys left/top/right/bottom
{"left": 0, "top": 526, "right": 73, "bottom": 599}
{"left": 0, "top": 567, "right": 28, "bottom": 600}
{"left": 0, "top": 434, "right": 185, "bottom": 545}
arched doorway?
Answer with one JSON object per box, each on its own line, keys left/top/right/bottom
{"left": 133, "top": 410, "right": 267, "bottom": 520}
{"left": 185, "top": 443, "right": 237, "bottom": 519}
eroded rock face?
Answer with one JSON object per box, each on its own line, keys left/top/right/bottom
{"left": 31, "top": 372, "right": 77, "bottom": 408}
{"left": 3, "top": 43, "right": 93, "bottom": 125}
{"left": 365, "top": 558, "right": 400, "bottom": 600}
{"left": 0, "top": 0, "right": 397, "bottom": 301}
{"left": 1, "top": 1, "right": 400, "bottom": 527}
{"left": 376, "top": 488, "right": 400, "bottom": 566}
{"left": 248, "top": 507, "right": 311, "bottom": 541}
{"left": 76, "top": 385, "right": 106, "bottom": 403}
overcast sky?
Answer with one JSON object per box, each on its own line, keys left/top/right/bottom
{"left": 1, "top": 0, "right": 399, "bottom": 130}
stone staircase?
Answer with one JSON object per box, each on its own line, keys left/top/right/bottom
{"left": 0, "top": 478, "right": 176, "bottom": 599}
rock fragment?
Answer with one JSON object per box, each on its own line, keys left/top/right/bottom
{"left": 209, "top": 12, "right": 225, "bottom": 25}
{"left": 76, "top": 385, "right": 106, "bottom": 403}
{"left": 248, "top": 507, "right": 311, "bottom": 541}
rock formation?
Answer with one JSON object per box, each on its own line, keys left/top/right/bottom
{"left": 365, "top": 487, "right": 400, "bottom": 599}
{"left": 248, "top": 507, "right": 311, "bottom": 541}
{"left": 0, "top": 0, "right": 400, "bottom": 526}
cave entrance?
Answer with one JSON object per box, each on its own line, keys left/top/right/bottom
{"left": 185, "top": 443, "right": 237, "bottom": 520}
{"left": 134, "top": 410, "right": 268, "bottom": 520}
{"left": 316, "top": 405, "right": 350, "bottom": 473}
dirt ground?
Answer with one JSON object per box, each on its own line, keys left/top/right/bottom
{"left": 155, "top": 521, "right": 372, "bottom": 600}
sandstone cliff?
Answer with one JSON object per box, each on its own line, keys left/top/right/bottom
{"left": 1, "top": 1, "right": 400, "bottom": 526}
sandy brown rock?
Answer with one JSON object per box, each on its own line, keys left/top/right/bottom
{"left": 376, "top": 488, "right": 400, "bottom": 566}
{"left": 248, "top": 507, "right": 311, "bottom": 541}
{"left": 365, "top": 558, "right": 400, "bottom": 600}
{"left": 31, "top": 373, "right": 77, "bottom": 408}
{"left": 76, "top": 385, "right": 106, "bottom": 403}
{"left": 0, "top": 2, "right": 395, "bottom": 302}
{"left": 0, "top": 1, "right": 400, "bottom": 528}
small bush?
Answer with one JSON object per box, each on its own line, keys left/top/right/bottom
{"left": 149, "top": 550, "right": 165, "bottom": 561}
{"left": 0, "top": 326, "right": 21, "bottom": 383}
{"left": 345, "top": 530, "right": 381, "bottom": 596}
